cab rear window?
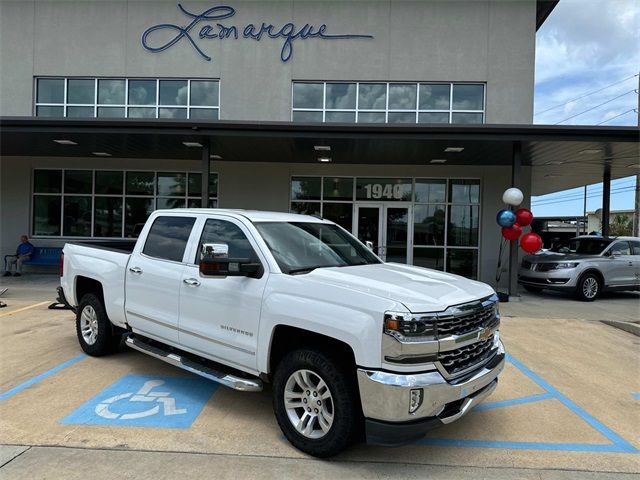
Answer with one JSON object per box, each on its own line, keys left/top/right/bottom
{"left": 142, "top": 216, "right": 196, "bottom": 262}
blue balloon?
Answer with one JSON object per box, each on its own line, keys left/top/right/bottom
{"left": 496, "top": 209, "right": 516, "bottom": 228}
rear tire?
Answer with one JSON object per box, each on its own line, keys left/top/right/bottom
{"left": 272, "top": 349, "right": 359, "bottom": 458}
{"left": 523, "top": 285, "right": 544, "bottom": 293}
{"left": 576, "top": 273, "right": 601, "bottom": 302}
{"left": 76, "top": 293, "right": 121, "bottom": 356}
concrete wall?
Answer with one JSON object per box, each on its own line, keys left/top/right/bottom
{"left": 0, "top": 156, "right": 531, "bottom": 289}
{"left": 0, "top": 0, "right": 536, "bottom": 122}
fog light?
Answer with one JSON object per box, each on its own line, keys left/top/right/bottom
{"left": 409, "top": 388, "right": 423, "bottom": 414}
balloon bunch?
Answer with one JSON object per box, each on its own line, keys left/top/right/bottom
{"left": 496, "top": 188, "right": 542, "bottom": 254}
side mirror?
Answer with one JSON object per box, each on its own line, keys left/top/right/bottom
{"left": 365, "top": 241, "right": 374, "bottom": 251}
{"left": 199, "top": 243, "right": 263, "bottom": 278}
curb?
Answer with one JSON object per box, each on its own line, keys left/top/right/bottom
{"left": 601, "top": 320, "right": 640, "bottom": 337}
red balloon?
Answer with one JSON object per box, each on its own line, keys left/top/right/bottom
{"left": 501, "top": 223, "right": 522, "bottom": 241}
{"left": 515, "top": 208, "right": 534, "bottom": 227}
{"left": 520, "top": 232, "right": 543, "bottom": 254}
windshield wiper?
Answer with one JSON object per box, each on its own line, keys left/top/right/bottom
{"left": 287, "top": 266, "right": 325, "bottom": 275}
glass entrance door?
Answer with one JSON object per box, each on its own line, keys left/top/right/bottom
{"left": 354, "top": 204, "right": 411, "bottom": 263}
{"left": 384, "top": 206, "right": 410, "bottom": 264}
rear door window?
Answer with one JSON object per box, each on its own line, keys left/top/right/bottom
{"left": 143, "top": 216, "right": 196, "bottom": 262}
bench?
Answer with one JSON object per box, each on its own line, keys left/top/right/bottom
{"left": 23, "top": 247, "right": 63, "bottom": 267}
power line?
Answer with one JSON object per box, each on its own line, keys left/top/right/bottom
{"left": 596, "top": 108, "right": 638, "bottom": 125}
{"left": 534, "top": 73, "right": 639, "bottom": 117}
{"left": 554, "top": 89, "right": 637, "bottom": 124}
{"left": 532, "top": 186, "right": 636, "bottom": 205}
{"left": 532, "top": 184, "right": 636, "bottom": 204}
{"left": 531, "top": 186, "right": 636, "bottom": 206}
{"left": 531, "top": 178, "right": 637, "bottom": 202}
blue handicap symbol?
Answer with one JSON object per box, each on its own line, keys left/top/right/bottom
{"left": 416, "top": 354, "right": 638, "bottom": 453}
{"left": 60, "top": 374, "right": 218, "bottom": 428}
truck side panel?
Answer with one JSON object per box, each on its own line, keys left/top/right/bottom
{"left": 257, "top": 275, "right": 404, "bottom": 374}
{"left": 61, "top": 243, "right": 130, "bottom": 328}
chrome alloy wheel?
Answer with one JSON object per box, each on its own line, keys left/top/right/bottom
{"left": 284, "top": 369, "right": 334, "bottom": 439}
{"left": 582, "top": 277, "right": 599, "bottom": 299}
{"left": 80, "top": 305, "right": 99, "bottom": 345}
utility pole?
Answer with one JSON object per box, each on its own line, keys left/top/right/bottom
{"left": 634, "top": 74, "right": 640, "bottom": 237}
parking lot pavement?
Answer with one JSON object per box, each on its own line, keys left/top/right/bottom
{"left": 0, "top": 279, "right": 639, "bottom": 478}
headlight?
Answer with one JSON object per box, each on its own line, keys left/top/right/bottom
{"left": 551, "top": 262, "right": 578, "bottom": 270}
{"left": 384, "top": 311, "right": 436, "bottom": 338}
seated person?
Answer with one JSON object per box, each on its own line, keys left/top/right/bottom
{"left": 3, "top": 235, "right": 35, "bottom": 277}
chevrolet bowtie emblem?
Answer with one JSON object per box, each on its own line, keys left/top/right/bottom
{"left": 478, "top": 328, "right": 492, "bottom": 341}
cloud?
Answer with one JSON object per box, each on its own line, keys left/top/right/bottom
{"left": 534, "top": 0, "right": 640, "bottom": 126}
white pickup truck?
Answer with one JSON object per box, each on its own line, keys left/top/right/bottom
{"left": 60, "top": 209, "right": 505, "bottom": 457}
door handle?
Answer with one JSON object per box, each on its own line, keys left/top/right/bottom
{"left": 183, "top": 278, "right": 201, "bottom": 287}
{"left": 129, "top": 266, "right": 143, "bottom": 274}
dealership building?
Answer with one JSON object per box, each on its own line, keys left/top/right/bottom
{"left": 1, "top": 0, "right": 637, "bottom": 293}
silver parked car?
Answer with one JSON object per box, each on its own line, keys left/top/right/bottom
{"left": 519, "top": 236, "right": 640, "bottom": 301}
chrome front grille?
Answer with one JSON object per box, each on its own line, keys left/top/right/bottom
{"left": 437, "top": 303, "right": 498, "bottom": 337}
{"left": 438, "top": 335, "right": 495, "bottom": 376}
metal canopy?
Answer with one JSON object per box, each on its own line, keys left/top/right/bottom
{"left": 0, "top": 117, "right": 637, "bottom": 196}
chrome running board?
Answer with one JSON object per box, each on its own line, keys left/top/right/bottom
{"left": 125, "top": 334, "right": 263, "bottom": 392}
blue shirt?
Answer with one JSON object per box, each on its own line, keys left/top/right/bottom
{"left": 17, "top": 242, "right": 34, "bottom": 256}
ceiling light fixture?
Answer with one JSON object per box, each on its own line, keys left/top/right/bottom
{"left": 210, "top": 154, "right": 223, "bottom": 160}
{"left": 318, "top": 157, "right": 332, "bottom": 163}
{"left": 444, "top": 147, "right": 464, "bottom": 153}
{"left": 182, "top": 141, "right": 203, "bottom": 148}
{"left": 626, "top": 163, "right": 640, "bottom": 169}
{"left": 314, "top": 145, "right": 331, "bottom": 151}
{"left": 545, "top": 161, "right": 564, "bottom": 165}
{"left": 53, "top": 139, "right": 77, "bottom": 145}
{"left": 544, "top": 174, "right": 561, "bottom": 178}
{"left": 430, "top": 159, "right": 447, "bottom": 164}
{"left": 579, "top": 148, "right": 601, "bottom": 155}
{"left": 92, "top": 152, "right": 111, "bottom": 157}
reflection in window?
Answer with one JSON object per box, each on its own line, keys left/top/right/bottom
{"left": 448, "top": 205, "right": 479, "bottom": 247}
{"left": 129, "top": 80, "right": 156, "bottom": 105}
{"left": 67, "top": 79, "right": 95, "bottom": 104}
{"left": 358, "top": 83, "right": 386, "bottom": 109}
{"left": 322, "top": 203, "right": 353, "bottom": 231}
{"left": 292, "top": 81, "right": 484, "bottom": 124}
{"left": 414, "top": 205, "right": 446, "bottom": 245}
{"left": 413, "top": 247, "right": 445, "bottom": 271}
{"left": 142, "top": 216, "right": 196, "bottom": 262}
{"left": 98, "top": 79, "right": 126, "bottom": 105}
{"left": 291, "top": 177, "right": 321, "bottom": 200}
{"left": 447, "top": 249, "right": 478, "bottom": 280}
{"left": 32, "top": 169, "right": 218, "bottom": 238}
{"left": 63, "top": 197, "right": 92, "bottom": 236}
{"left": 35, "top": 77, "right": 219, "bottom": 119}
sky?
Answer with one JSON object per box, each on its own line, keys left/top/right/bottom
{"left": 531, "top": 0, "right": 639, "bottom": 217}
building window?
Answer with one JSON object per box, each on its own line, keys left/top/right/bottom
{"left": 289, "top": 176, "right": 480, "bottom": 279}
{"left": 35, "top": 78, "right": 220, "bottom": 119}
{"left": 292, "top": 82, "right": 485, "bottom": 124}
{"left": 32, "top": 169, "right": 218, "bottom": 238}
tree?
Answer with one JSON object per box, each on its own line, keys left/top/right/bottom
{"left": 609, "top": 215, "right": 633, "bottom": 236}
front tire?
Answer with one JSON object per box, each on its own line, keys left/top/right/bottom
{"left": 76, "top": 293, "right": 120, "bottom": 356}
{"left": 576, "top": 273, "right": 601, "bottom": 302}
{"left": 272, "top": 349, "right": 359, "bottom": 457}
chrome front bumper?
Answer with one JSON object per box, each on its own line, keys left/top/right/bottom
{"left": 357, "top": 340, "right": 505, "bottom": 444}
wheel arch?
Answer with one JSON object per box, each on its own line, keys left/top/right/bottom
{"left": 267, "top": 325, "right": 357, "bottom": 378}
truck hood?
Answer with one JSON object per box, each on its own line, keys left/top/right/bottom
{"left": 303, "top": 263, "right": 495, "bottom": 313}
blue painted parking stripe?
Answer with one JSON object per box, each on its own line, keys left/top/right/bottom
{"left": 0, "top": 353, "right": 87, "bottom": 401}
{"left": 506, "top": 354, "right": 638, "bottom": 453}
{"left": 418, "top": 438, "right": 633, "bottom": 453}
{"left": 474, "top": 392, "right": 553, "bottom": 411}
{"left": 632, "top": 392, "right": 640, "bottom": 400}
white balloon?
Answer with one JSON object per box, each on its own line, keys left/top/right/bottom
{"left": 502, "top": 187, "right": 524, "bottom": 206}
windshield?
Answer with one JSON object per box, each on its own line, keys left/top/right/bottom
{"left": 551, "top": 238, "right": 611, "bottom": 255}
{"left": 254, "top": 222, "right": 381, "bottom": 274}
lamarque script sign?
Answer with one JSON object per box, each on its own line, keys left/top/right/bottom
{"left": 141, "top": 4, "right": 374, "bottom": 63}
